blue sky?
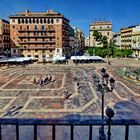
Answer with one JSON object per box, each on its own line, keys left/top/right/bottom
{"left": 1, "top": 0, "right": 140, "bottom": 37}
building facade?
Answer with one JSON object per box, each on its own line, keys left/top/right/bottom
{"left": 131, "top": 25, "right": 140, "bottom": 58}
{"left": 0, "top": 34, "right": 2, "bottom": 55}
{"left": 89, "top": 21, "right": 112, "bottom": 47}
{"left": 9, "top": 9, "right": 70, "bottom": 60}
{"left": 120, "top": 26, "right": 134, "bottom": 49}
{"left": 71, "top": 27, "right": 85, "bottom": 55}
{"left": 113, "top": 32, "right": 121, "bottom": 48}
{"left": 0, "top": 19, "right": 10, "bottom": 56}
{"left": 85, "top": 36, "right": 89, "bottom": 47}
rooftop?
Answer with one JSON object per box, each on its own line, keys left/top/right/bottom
{"left": 9, "top": 9, "right": 69, "bottom": 21}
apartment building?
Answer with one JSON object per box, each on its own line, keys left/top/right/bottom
{"left": 120, "top": 26, "right": 134, "bottom": 49}
{"left": 85, "top": 36, "right": 89, "bottom": 47}
{"left": 89, "top": 21, "right": 112, "bottom": 47}
{"left": 71, "top": 27, "right": 85, "bottom": 55}
{"left": 9, "top": 9, "right": 70, "bottom": 60}
{"left": 131, "top": 25, "right": 140, "bottom": 58}
{"left": 0, "top": 34, "right": 2, "bottom": 55}
{"left": 0, "top": 19, "right": 10, "bottom": 56}
{"left": 113, "top": 32, "right": 121, "bottom": 48}
{"left": 77, "top": 28, "right": 85, "bottom": 54}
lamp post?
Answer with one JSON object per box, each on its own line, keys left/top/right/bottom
{"left": 42, "top": 49, "right": 46, "bottom": 65}
{"left": 106, "top": 106, "right": 115, "bottom": 140}
{"left": 93, "top": 68, "right": 115, "bottom": 140}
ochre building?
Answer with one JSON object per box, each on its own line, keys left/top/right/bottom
{"left": 89, "top": 21, "right": 112, "bottom": 47}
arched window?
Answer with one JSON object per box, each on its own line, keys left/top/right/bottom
{"left": 48, "top": 19, "right": 50, "bottom": 24}
{"left": 33, "top": 19, "right": 35, "bottom": 24}
{"left": 51, "top": 19, "right": 54, "bottom": 24}
{"left": 44, "top": 19, "right": 46, "bottom": 24}
{"left": 18, "top": 19, "right": 21, "bottom": 24}
{"left": 36, "top": 19, "right": 39, "bottom": 24}
{"left": 29, "top": 19, "right": 31, "bottom": 24}
{"left": 22, "top": 19, "right": 24, "bottom": 24}
{"left": 25, "top": 19, "right": 28, "bottom": 24}
{"left": 40, "top": 19, "right": 42, "bottom": 24}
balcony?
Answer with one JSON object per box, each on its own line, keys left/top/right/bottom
{"left": 18, "top": 34, "right": 55, "bottom": 38}
{"left": 47, "top": 29, "right": 55, "bottom": 32}
{"left": 19, "top": 41, "right": 55, "bottom": 44}
{"left": 19, "top": 46, "right": 55, "bottom": 50}
{"left": 0, "top": 117, "right": 139, "bottom": 140}
{"left": 18, "top": 29, "right": 47, "bottom": 32}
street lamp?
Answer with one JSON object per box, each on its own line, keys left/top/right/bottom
{"left": 109, "top": 78, "right": 115, "bottom": 92}
{"left": 92, "top": 68, "right": 115, "bottom": 140}
{"left": 103, "top": 73, "right": 109, "bottom": 85}
{"left": 106, "top": 106, "right": 115, "bottom": 140}
{"left": 42, "top": 49, "right": 46, "bottom": 65}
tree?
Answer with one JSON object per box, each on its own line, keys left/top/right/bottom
{"left": 93, "top": 31, "right": 116, "bottom": 64}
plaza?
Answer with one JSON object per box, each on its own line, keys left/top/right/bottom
{"left": 0, "top": 58, "right": 140, "bottom": 120}
{"left": 0, "top": 58, "right": 140, "bottom": 139}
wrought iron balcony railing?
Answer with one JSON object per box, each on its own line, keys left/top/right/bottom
{"left": 0, "top": 117, "right": 139, "bottom": 140}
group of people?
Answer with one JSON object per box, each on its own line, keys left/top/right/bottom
{"left": 33, "top": 74, "right": 52, "bottom": 86}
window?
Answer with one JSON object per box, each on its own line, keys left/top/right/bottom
{"left": 56, "top": 19, "right": 59, "bottom": 23}
{"left": 18, "top": 19, "right": 20, "bottom": 24}
{"left": 35, "top": 55, "right": 39, "bottom": 58}
{"left": 44, "top": 19, "right": 46, "bottom": 24}
{"left": 12, "top": 19, "right": 15, "bottom": 23}
{"left": 51, "top": 19, "right": 54, "bottom": 24}
{"left": 27, "top": 26, "right": 29, "bottom": 30}
{"left": 40, "top": 19, "right": 42, "bottom": 24}
{"left": 33, "top": 19, "right": 35, "bottom": 23}
{"left": 29, "top": 19, "right": 31, "bottom": 24}
{"left": 57, "top": 49, "right": 60, "bottom": 53}
{"left": 36, "top": 19, "right": 39, "bottom": 24}
{"left": 20, "top": 26, "right": 22, "bottom": 29}
{"left": 27, "top": 55, "right": 31, "bottom": 57}
{"left": 22, "top": 19, "right": 24, "bottom": 24}
{"left": 48, "top": 19, "right": 50, "bottom": 24}
{"left": 13, "top": 49, "right": 16, "bottom": 53}
{"left": 25, "top": 19, "right": 28, "bottom": 24}
{"left": 107, "top": 32, "right": 110, "bottom": 36}
{"left": 107, "top": 26, "right": 110, "bottom": 28}
{"left": 35, "top": 38, "right": 38, "bottom": 41}
{"left": 41, "top": 25, "right": 45, "bottom": 30}
{"left": 13, "top": 25, "right": 15, "bottom": 29}
{"left": 42, "top": 38, "right": 45, "bottom": 41}
{"left": 34, "top": 25, "right": 38, "bottom": 30}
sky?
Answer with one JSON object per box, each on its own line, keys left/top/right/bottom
{"left": 1, "top": 0, "right": 140, "bottom": 37}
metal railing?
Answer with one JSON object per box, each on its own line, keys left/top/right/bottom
{"left": 0, "top": 117, "right": 140, "bottom": 140}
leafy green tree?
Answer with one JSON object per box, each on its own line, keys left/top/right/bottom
{"left": 93, "top": 31, "right": 116, "bottom": 64}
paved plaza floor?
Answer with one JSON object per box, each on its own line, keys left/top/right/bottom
{"left": 0, "top": 60, "right": 140, "bottom": 120}
{"left": 0, "top": 59, "right": 140, "bottom": 139}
